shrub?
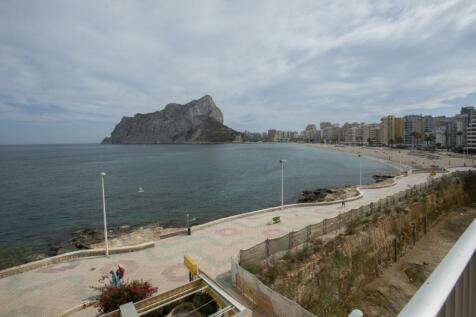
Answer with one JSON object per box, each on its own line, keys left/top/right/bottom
{"left": 92, "top": 279, "right": 158, "bottom": 314}
{"left": 244, "top": 264, "right": 260, "bottom": 275}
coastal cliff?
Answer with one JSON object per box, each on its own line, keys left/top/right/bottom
{"left": 101, "top": 95, "right": 240, "bottom": 144}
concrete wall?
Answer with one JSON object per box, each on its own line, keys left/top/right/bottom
{"left": 232, "top": 256, "right": 316, "bottom": 317}
{"left": 0, "top": 241, "right": 155, "bottom": 279}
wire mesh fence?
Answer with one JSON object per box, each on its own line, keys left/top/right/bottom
{"left": 240, "top": 178, "right": 433, "bottom": 267}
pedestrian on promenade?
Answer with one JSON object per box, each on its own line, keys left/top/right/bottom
{"left": 341, "top": 199, "right": 345, "bottom": 207}
{"left": 109, "top": 270, "right": 119, "bottom": 287}
{"left": 116, "top": 264, "right": 125, "bottom": 283}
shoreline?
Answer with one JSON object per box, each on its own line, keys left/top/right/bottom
{"left": 306, "top": 143, "right": 475, "bottom": 170}
{"left": 49, "top": 183, "right": 368, "bottom": 255}
{"left": 1, "top": 144, "right": 410, "bottom": 268}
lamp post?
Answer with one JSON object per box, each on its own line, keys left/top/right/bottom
{"left": 100, "top": 172, "right": 109, "bottom": 256}
{"left": 187, "top": 213, "right": 191, "bottom": 235}
{"left": 279, "top": 160, "right": 286, "bottom": 209}
{"left": 358, "top": 154, "right": 362, "bottom": 187}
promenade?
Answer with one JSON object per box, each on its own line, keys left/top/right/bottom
{"left": 0, "top": 169, "right": 440, "bottom": 317}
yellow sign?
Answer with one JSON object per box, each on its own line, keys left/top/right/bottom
{"left": 184, "top": 255, "right": 198, "bottom": 276}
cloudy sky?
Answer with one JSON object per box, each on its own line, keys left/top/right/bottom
{"left": 1, "top": 0, "right": 476, "bottom": 144}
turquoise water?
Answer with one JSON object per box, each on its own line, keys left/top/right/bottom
{"left": 0, "top": 143, "right": 396, "bottom": 254}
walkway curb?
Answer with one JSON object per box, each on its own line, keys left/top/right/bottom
{"left": 193, "top": 188, "right": 364, "bottom": 232}
{"left": 0, "top": 241, "right": 155, "bottom": 279}
{"left": 57, "top": 301, "right": 96, "bottom": 317}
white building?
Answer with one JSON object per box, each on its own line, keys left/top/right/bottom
{"left": 467, "top": 109, "right": 476, "bottom": 150}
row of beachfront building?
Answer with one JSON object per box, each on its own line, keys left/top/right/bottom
{"left": 240, "top": 106, "right": 476, "bottom": 151}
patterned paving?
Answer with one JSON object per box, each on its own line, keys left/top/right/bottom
{"left": 0, "top": 171, "right": 458, "bottom": 317}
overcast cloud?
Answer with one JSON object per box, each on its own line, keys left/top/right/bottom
{"left": 1, "top": 0, "right": 476, "bottom": 144}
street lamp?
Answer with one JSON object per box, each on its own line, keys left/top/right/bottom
{"left": 100, "top": 172, "right": 109, "bottom": 256}
{"left": 358, "top": 154, "right": 362, "bottom": 187}
{"left": 279, "top": 160, "right": 286, "bottom": 209}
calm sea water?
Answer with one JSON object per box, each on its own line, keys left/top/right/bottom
{"left": 0, "top": 143, "right": 396, "bottom": 255}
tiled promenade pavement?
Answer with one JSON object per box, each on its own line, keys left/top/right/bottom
{"left": 0, "top": 171, "right": 463, "bottom": 317}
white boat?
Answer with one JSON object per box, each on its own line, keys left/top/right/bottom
{"left": 138, "top": 187, "right": 144, "bottom": 193}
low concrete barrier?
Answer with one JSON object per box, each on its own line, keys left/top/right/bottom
{"left": 57, "top": 300, "right": 96, "bottom": 317}
{"left": 0, "top": 241, "right": 155, "bottom": 279}
{"left": 193, "top": 188, "right": 364, "bottom": 232}
{"left": 159, "top": 229, "right": 187, "bottom": 239}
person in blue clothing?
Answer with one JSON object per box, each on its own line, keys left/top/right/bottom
{"left": 109, "top": 270, "right": 119, "bottom": 287}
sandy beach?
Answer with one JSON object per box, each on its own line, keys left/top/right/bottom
{"left": 307, "top": 143, "right": 476, "bottom": 171}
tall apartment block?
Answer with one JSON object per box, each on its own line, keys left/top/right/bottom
{"left": 463, "top": 107, "right": 476, "bottom": 150}
{"left": 380, "top": 115, "right": 403, "bottom": 145}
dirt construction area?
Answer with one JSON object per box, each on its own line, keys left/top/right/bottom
{"left": 355, "top": 207, "right": 476, "bottom": 316}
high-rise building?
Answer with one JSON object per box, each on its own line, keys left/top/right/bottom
{"left": 267, "top": 129, "right": 277, "bottom": 142}
{"left": 453, "top": 114, "right": 468, "bottom": 147}
{"left": 433, "top": 116, "right": 446, "bottom": 130}
{"left": 321, "top": 124, "right": 340, "bottom": 143}
{"left": 403, "top": 115, "right": 424, "bottom": 145}
{"left": 344, "top": 126, "right": 363, "bottom": 144}
{"left": 302, "top": 124, "right": 319, "bottom": 142}
{"left": 380, "top": 115, "right": 403, "bottom": 145}
{"left": 463, "top": 107, "right": 476, "bottom": 150}
{"left": 423, "top": 116, "right": 434, "bottom": 133}
{"left": 362, "top": 123, "right": 381, "bottom": 145}
{"left": 320, "top": 122, "right": 332, "bottom": 130}
{"left": 434, "top": 126, "right": 447, "bottom": 147}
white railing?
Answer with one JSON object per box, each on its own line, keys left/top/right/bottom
{"left": 398, "top": 218, "right": 476, "bottom": 317}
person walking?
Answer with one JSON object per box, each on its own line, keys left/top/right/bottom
{"left": 341, "top": 199, "right": 345, "bottom": 207}
{"left": 109, "top": 270, "right": 119, "bottom": 287}
{"left": 116, "top": 264, "right": 125, "bottom": 283}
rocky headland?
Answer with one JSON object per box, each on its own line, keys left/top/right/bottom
{"left": 102, "top": 95, "right": 240, "bottom": 144}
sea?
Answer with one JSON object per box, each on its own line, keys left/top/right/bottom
{"left": 0, "top": 143, "right": 396, "bottom": 256}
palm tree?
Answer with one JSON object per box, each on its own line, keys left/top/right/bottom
{"left": 411, "top": 131, "right": 422, "bottom": 145}
{"left": 424, "top": 134, "right": 436, "bottom": 147}
{"left": 396, "top": 136, "right": 403, "bottom": 145}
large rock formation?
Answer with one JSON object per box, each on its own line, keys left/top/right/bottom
{"left": 101, "top": 95, "right": 240, "bottom": 144}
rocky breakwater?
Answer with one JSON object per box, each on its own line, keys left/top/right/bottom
{"left": 298, "top": 187, "right": 359, "bottom": 203}
{"left": 49, "top": 223, "right": 182, "bottom": 255}
{"left": 102, "top": 95, "right": 241, "bottom": 144}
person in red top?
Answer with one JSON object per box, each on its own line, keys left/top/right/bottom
{"left": 116, "top": 264, "right": 125, "bottom": 283}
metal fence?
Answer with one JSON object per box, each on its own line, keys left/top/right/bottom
{"left": 233, "top": 173, "right": 471, "bottom": 317}
{"left": 239, "top": 179, "right": 431, "bottom": 267}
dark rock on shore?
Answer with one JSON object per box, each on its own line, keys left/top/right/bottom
{"left": 298, "top": 186, "right": 359, "bottom": 203}
{"left": 49, "top": 227, "right": 115, "bottom": 255}
{"left": 372, "top": 174, "right": 394, "bottom": 183}
{"left": 298, "top": 189, "right": 333, "bottom": 203}
{"left": 49, "top": 223, "right": 183, "bottom": 256}
{"left": 101, "top": 95, "right": 241, "bottom": 144}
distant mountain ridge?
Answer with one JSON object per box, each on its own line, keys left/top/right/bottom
{"left": 101, "top": 95, "right": 240, "bottom": 144}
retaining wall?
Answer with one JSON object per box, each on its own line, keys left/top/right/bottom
{"left": 0, "top": 241, "right": 155, "bottom": 279}
{"left": 231, "top": 256, "right": 315, "bottom": 317}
